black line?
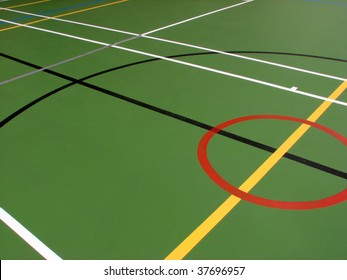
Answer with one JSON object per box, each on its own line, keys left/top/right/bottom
{"left": 217, "top": 51, "right": 347, "bottom": 63}
{"left": 1, "top": 52, "right": 346, "bottom": 181}
{"left": 1, "top": 53, "right": 77, "bottom": 83}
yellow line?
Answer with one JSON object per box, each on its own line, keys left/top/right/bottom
{"left": 6, "top": 0, "right": 50, "bottom": 9}
{"left": 0, "top": 0, "right": 127, "bottom": 32}
{"left": 165, "top": 80, "right": 347, "bottom": 260}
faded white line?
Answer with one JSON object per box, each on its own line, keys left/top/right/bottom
{"left": 0, "top": 35, "right": 140, "bottom": 85}
{"left": 0, "top": 207, "right": 62, "bottom": 260}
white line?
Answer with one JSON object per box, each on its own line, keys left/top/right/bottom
{"left": 111, "top": 45, "right": 347, "bottom": 107}
{"left": 0, "top": 18, "right": 109, "bottom": 45}
{"left": 1, "top": 18, "right": 347, "bottom": 107}
{"left": 3, "top": 5, "right": 345, "bottom": 82}
{"left": 0, "top": 207, "right": 62, "bottom": 260}
{"left": 0, "top": 0, "right": 251, "bottom": 37}
{"left": 0, "top": 0, "right": 251, "bottom": 85}
{"left": 0, "top": 7, "right": 138, "bottom": 36}
{"left": 143, "top": 35, "right": 347, "bottom": 81}
{"left": 142, "top": 0, "right": 254, "bottom": 36}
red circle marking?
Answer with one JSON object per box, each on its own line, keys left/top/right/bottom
{"left": 198, "top": 115, "right": 347, "bottom": 210}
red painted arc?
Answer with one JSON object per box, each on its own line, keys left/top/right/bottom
{"left": 198, "top": 115, "right": 347, "bottom": 210}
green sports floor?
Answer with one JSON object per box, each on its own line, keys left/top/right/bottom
{"left": 0, "top": 0, "right": 346, "bottom": 260}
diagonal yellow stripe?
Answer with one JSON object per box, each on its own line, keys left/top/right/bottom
{"left": 6, "top": 0, "right": 50, "bottom": 9}
{"left": 165, "top": 80, "right": 347, "bottom": 260}
{"left": 0, "top": 0, "right": 127, "bottom": 32}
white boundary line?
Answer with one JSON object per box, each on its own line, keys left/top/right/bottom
{"left": 143, "top": 35, "right": 347, "bottom": 81}
{"left": 111, "top": 45, "right": 347, "bottom": 107}
{"left": 0, "top": 207, "right": 62, "bottom": 260}
{"left": 0, "top": 0, "right": 252, "bottom": 85}
{"left": 1, "top": 18, "right": 347, "bottom": 107}
{"left": 2, "top": 4, "right": 346, "bottom": 82}
{"left": 0, "top": 18, "right": 111, "bottom": 44}
{"left": 141, "top": 0, "right": 254, "bottom": 36}
{"left": 0, "top": 7, "right": 138, "bottom": 36}
{"left": 0, "top": 1, "right": 251, "bottom": 36}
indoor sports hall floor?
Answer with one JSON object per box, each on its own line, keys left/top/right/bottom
{"left": 0, "top": 0, "right": 346, "bottom": 260}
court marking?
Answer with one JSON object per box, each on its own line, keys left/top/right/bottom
{"left": 143, "top": 35, "right": 346, "bottom": 82}
{"left": 0, "top": 207, "right": 62, "bottom": 260}
{"left": 1, "top": 18, "right": 347, "bottom": 107}
{"left": 0, "top": 0, "right": 249, "bottom": 33}
{"left": 2, "top": 51, "right": 347, "bottom": 183}
{"left": 198, "top": 115, "right": 347, "bottom": 209}
{"left": 165, "top": 80, "right": 347, "bottom": 260}
{"left": 0, "top": 18, "right": 124, "bottom": 44}
{"left": 0, "top": 49, "right": 346, "bottom": 260}
{"left": 112, "top": 44, "right": 347, "bottom": 106}
{"left": 2, "top": 6, "right": 345, "bottom": 82}
{"left": 0, "top": 0, "right": 251, "bottom": 85}
{"left": 0, "top": 35, "right": 141, "bottom": 86}
{"left": 0, "top": 0, "right": 109, "bottom": 26}
{"left": 141, "top": 0, "right": 254, "bottom": 36}
{"left": 0, "top": 0, "right": 128, "bottom": 32}
{"left": 0, "top": 6, "right": 137, "bottom": 35}
{"left": 4, "top": 0, "right": 49, "bottom": 9}
{"left": 0, "top": 0, "right": 346, "bottom": 260}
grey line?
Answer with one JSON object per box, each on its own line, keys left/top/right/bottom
{"left": 0, "top": 35, "right": 141, "bottom": 85}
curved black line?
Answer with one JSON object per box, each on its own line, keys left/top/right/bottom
{"left": 2, "top": 50, "right": 346, "bottom": 84}
{"left": 73, "top": 50, "right": 347, "bottom": 81}
{"left": 1, "top": 51, "right": 346, "bottom": 181}
{"left": 217, "top": 51, "right": 347, "bottom": 63}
